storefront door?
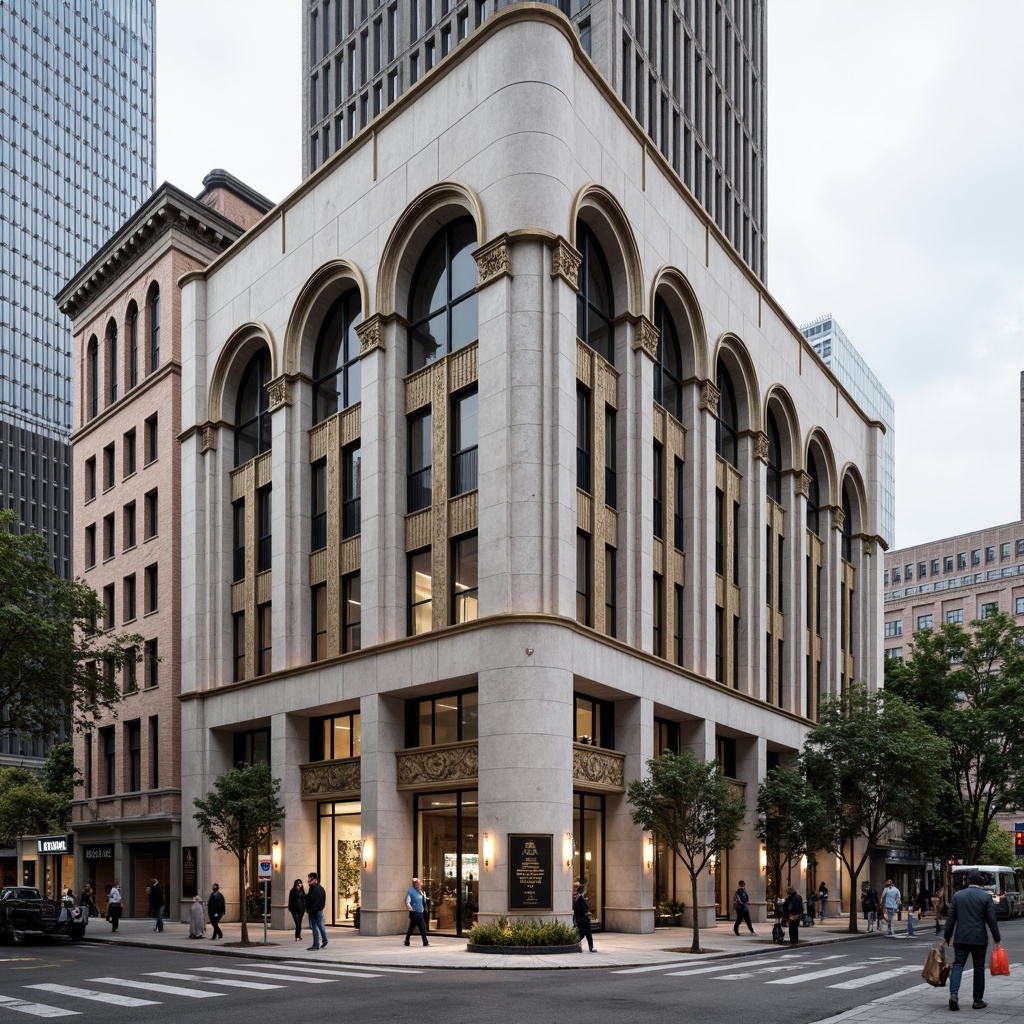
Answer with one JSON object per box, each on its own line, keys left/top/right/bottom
{"left": 415, "top": 791, "right": 479, "bottom": 936}
{"left": 572, "top": 792, "right": 604, "bottom": 929}
{"left": 318, "top": 801, "right": 362, "bottom": 926}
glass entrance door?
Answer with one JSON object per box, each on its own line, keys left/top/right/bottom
{"left": 572, "top": 792, "right": 604, "bottom": 929}
{"left": 318, "top": 801, "right": 362, "bottom": 926}
{"left": 415, "top": 790, "right": 478, "bottom": 936}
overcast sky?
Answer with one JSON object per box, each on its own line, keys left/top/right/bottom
{"left": 156, "top": 1, "right": 1024, "bottom": 550}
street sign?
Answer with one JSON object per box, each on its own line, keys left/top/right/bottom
{"left": 257, "top": 857, "right": 272, "bottom": 879}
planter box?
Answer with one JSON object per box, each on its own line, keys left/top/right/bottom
{"left": 466, "top": 942, "right": 581, "bottom": 955}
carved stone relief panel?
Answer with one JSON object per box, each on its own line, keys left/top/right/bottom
{"left": 396, "top": 742, "right": 479, "bottom": 790}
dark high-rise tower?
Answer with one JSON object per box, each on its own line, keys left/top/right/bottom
{"left": 302, "top": 0, "right": 766, "bottom": 280}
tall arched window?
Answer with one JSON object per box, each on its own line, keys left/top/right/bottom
{"left": 576, "top": 221, "right": 614, "bottom": 364}
{"left": 716, "top": 358, "right": 738, "bottom": 467}
{"left": 149, "top": 287, "right": 160, "bottom": 373}
{"left": 807, "top": 451, "right": 822, "bottom": 536}
{"left": 235, "top": 349, "right": 272, "bottom": 466}
{"left": 766, "top": 408, "right": 782, "bottom": 503}
{"left": 408, "top": 217, "right": 478, "bottom": 372}
{"left": 87, "top": 336, "right": 98, "bottom": 420}
{"left": 313, "top": 288, "right": 362, "bottom": 423}
{"left": 128, "top": 303, "right": 139, "bottom": 389}
{"left": 653, "top": 296, "right": 683, "bottom": 420}
{"left": 842, "top": 481, "right": 854, "bottom": 562}
{"left": 107, "top": 320, "right": 118, "bottom": 404}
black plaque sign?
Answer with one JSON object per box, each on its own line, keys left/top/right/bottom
{"left": 508, "top": 834, "right": 553, "bottom": 911}
{"left": 182, "top": 846, "right": 198, "bottom": 899}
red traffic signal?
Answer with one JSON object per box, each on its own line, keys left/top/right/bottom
{"left": 1015, "top": 831, "right": 1024, "bottom": 858}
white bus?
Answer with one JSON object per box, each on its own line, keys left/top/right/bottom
{"left": 950, "top": 865, "right": 1023, "bottom": 919}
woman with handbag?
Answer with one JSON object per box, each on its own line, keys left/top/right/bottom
{"left": 288, "top": 878, "right": 307, "bottom": 942}
{"left": 783, "top": 885, "right": 804, "bottom": 946}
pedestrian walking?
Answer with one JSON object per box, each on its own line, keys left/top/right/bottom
{"left": 107, "top": 881, "right": 123, "bottom": 933}
{"left": 880, "top": 879, "right": 901, "bottom": 936}
{"left": 79, "top": 884, "right": 98, "bottom": 918}
{"left": 733, "top": 880, "right": 755, "bottom": 934}
{"left": 305, "top": 871, "right": 328, "bottom": 950}
{"left": 818, "top": 881, "right": 829, "bottom": 921}
{"left": 403, "top": 877, "right": 429, "bottom": 947}
{"left": 573, "top": 883, "right": 597, "bottom": 952}
{"left": 806, "top": 890, "right": 817, "bottom": 924}
{"left": 189, "top": 894, "right": 206, "bottom": 938}
{"left": 783, "top": 885, "right": 804, "bottom": 945}
{"left": 207, "top": 883, "right": 225, "bottom": 939}
{"left": 288, "top": 878, "right": 307, "bottom": 942}
{"left": 861, "top": 881, "right": 879, "bottom": 932}
{"left": 147, "top": 878, "right": 164, "bottom": 932}
{"left": 943, "top": 869, "right": 1003, "bottom": 1011}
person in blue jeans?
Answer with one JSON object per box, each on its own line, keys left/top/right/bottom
{"left": 944, "top": 870, "right": 1002, "bottom": 1011}
{"left": 305, "top": 871, "right": 328, "bottom": 950}
{"left": 404, "top": 877, "right": 430, "bottom": 946}
{"left": 880, "top": 879, "right": 902, "bottom": 936}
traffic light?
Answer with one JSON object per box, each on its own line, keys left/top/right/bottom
{"left": 1015, "top": 830, "right": 1024, "bottom": 858}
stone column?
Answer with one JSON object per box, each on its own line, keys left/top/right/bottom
{"left": 270, "top": 712, "right": 314, "bottom": 931}
{"left": 732, "top": 734, "right": 766, "bottom": 922}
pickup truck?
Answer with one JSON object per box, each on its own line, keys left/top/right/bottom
{"left": 0, "top": 887, "right": 88, "bottom": 942}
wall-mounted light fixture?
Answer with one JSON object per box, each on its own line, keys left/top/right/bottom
{"left": 483, "top": 832, "right": 493, "bottom": 869}
{"left": 272, "top": 839, "right": 282, "bottom": 870}
{"left": 363, "top": 837, "right": 373, "bottom": 870}
{"left": 760, "top": 847, "right": 767, "bottom": 874}
{"left": 564, "top": 832, "right": 574, "bottom": 868}
{"left": 644, "top": 837, "right": 654, "bottom": 871}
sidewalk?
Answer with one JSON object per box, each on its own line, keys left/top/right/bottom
{"left": 83, "top": 912, "right": 924, "bottom": 970}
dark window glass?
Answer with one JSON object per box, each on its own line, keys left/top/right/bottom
{"left": 451, "top": 390, "right": 478, "bottom": 495}
{"left": 233, "top": 500, "right": 246, "bottom": 580}
{"left": 233, "top": 612, "right": 246, "bottom": 681}
{"left": 407, "top": 688, "right": 478, "bottom": 747}
{"left": 577, "top": 386, "right": 591, "bottom": 492}
{"left": 766, "top": 407, "right": 782, "bottom": 503}
{"left": 88, "top": 337, "right": 98, "bottom": 418}
{"left": 842, "top": 482, "right": 853, "bottom": 562}
{"left": 102, "top": 727, "right": 115, "bottom": 795}
{"left": 149, "top": 288, "right": 160, "bottom": 371}
{"left": 234, "top": 349, "right": 272, "bottom": 466}
{"left": 407, "top": 410, "right": 432, "bottom": 512}
{"left": 653, "top": 442, "right": 664, "bottom": 539}
{"left": 604, "top": 406, "right": 616, "bottom": 507}
{"left": 312, "top": 583, "right": 328, "bottom": 661}
{"left": 716, "top": 357, "right": 738, "bottom": 467}
{"left": 257, "top": 486, "right": 272, "bottom": 572}
{"left": 257, "top": 602, "right": 272, "bottom": 674}
{"left": 604, "top": 546, "right": 616, "bottom": 637}
{"left": 409, "top": 549, "right": 432, "bottom": 635}
{"left": 127, "top": 720, "right": 141, "bottom": 792}
{"left": 311, "top": 461, "right": 327, "bottom": 550}
{"left": 807, "top": 453, "right": 821, "bottom": 536}
{"left": 574, "top": 693, "right": 614, "bottom": 747}
{"left": 313, "top": 288, "right": 362, "bottom": 422}
{"left": 653, "top": 296, "right": 683, "bottom": 419}
{"left": 343, "top": 445, "right": 361, "bottom": 538}
{"left": 343, "top": 572, "right": 362, "bottom": 652}
{"left": 451, "top": 534, "right": 478, "bottom": 624}
{"left": 576, "top": 220, "right": 615, "bottom": 363}
{"left": 129, "top": 307, "right": 138, "bottom": 388}
{"left": 108, "top": 321, "right": 118, "bottom": 403}
{"left": 576, "top": 532, "right": 591, "bottom": 626}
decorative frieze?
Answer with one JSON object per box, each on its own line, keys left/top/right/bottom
{"left": 699, "top": 380, "right": 720, "bottom": 414}
{"left": 474, "top": 235, "right": 513, "bottom": 286}
{"left": 396, "top": 741, "right": 479, "bottom": 790}
{"left": 356, "top": 313, "right": 383, "bottom": 356}
{"left": 551, "top": 236, "right": 582, "bottom": 288}
{"left": 301, "top": 758, "right": 361, "bottom": 799}
{"left": 572, "top": 744, "right": 625, "bottom": 792}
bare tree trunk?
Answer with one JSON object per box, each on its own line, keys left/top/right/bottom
{"left": 689, "top": 869, "right": 701, "bottom": 954}
{"left": 238, "top": 851, "right": 248, "bottom": 944}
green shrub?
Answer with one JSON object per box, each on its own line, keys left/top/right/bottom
{"left": 469, "top": 914, "right": 580, "bottom": 947}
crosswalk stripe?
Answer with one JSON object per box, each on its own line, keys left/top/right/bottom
{"left": 279, "top": 960, "right": 421, "bottom": 975}
{"left": 190, "top": 968, "right": 334, "bottom": 985}
{"left": 223, "top": 964, "right": 382, "bottom": 979}
{"left": 767, "top": 964, "right": 866, "bottom": 985}
{"left": 662, "top": 954, "right": 816, "bottom": 978}
{"left": 0, "top": 995, "right": 79, "bottom": 1018}
{"left": 87, "top": 978, "right": 222, "bottom": 998}
{"left": 26, "top": 985, "right": 159, "bottom": 1007}
{"left": 829, "top": 965, "right": 921, "bottom": 989}
{"left": 144, "top": 973, "right": 286, "bottom": 991}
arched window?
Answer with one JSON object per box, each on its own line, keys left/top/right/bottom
{"left": 107, "top": 320, "right": 118, "bottom": 404}
{"left": 576, "top": 221, "right": 614, "bottom": 364}
{"left": 87, "top": 336, "right": 98, "bottom": 420}
{"left": 716, "top": 358, "right": 738, "bottom": 468}
{"left": 408, "top": 217, "right": 478, "bottom": 372}
{"left": 653, "top": 296, "right": 683, "bottom": 420}
{"left": 149, "top": 287, "right": 160, "bottom": 373}
{"left": 235, "top": 349, "right": 272, "bottom": 466}
{"left": 842, "top": 481, "right": 854, "bottom": 562}
{"left": 313, "top": 288, "right": 362, "bottom": 423}
{"left": 128, "top": 303, "right": 139, "bottom": 389}
{"left": 766, "top": 408, "right": 782, "bottom": 503}
{"left": 807, "top": 452, "right": 822, "bottom": 536}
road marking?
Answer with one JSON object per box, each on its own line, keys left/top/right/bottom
{"left": 658, "top": 954, "right": 803, "bottom": 977}
{"left": 145, "top": 973, "right": 286, "bottom": 991}
{"left": 190, "top": 967, "right": 335, "bottom": 984}
{"left": 87, "top": 978, "right": 222, "bottom": 998}
{"left": 226, "top": 964, "right": 382, "bottom": 979}
{"left": 279, "top": 960, "right": 422, "bottom": 974}
{"left": 0, "top": 995, "right": 79, "bottom": 1018}
{"left": 767, "top": 964, "right": 866, "bottom": 985}
{"left": 26, "top": 985, "right": 159, "bottom": 1007}
{"left": 829, "top": 965, "right": 921, "bottom": 989}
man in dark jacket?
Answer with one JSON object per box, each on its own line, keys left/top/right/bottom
{"left": 147, "top": 879, "right": 164, "bottom": 932}
{"left": 943, "top": 870, "right": 1003, "bottom": 1010}
{"left": 207, "top": 883, "right": 226, "bottom": 940}
{"left": 733, "top": 880, "right": 754, "bottom": 935}
{"left": 305, "top": 871, "right": 328, "bottom": 950}
{"left": 782, "top": 886, "right": 803, "bottom": 946}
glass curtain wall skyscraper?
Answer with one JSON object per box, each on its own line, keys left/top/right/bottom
{"left": 302, "top": 0, "right": 766, "bottom": 280}
{"left": 0, "top": 0, "right": 155, "bottom": 583}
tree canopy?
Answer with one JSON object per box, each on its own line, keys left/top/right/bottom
{"left": 0, "top": 510, "right": 144, "bottom": 737}
{"left": 627, "top": 749, "right": 746, "bottom": 953}
{"left": 0, "top": 767, "right": 63, "bottom": 847}
{"left": 885, "top": 612, "right": 1024, "bottom": 862}
{"left": 192, "top": 760, "right": 285, "bottom": 944}
{"left": 801, "top": 682, "right": 949, "bottom": 932}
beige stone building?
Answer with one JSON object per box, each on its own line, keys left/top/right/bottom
{"left": 58, "top": 172, "right": 272, "bottom": 918}
{"left": 178, "top": 7, "right": 884, "bottom": 935}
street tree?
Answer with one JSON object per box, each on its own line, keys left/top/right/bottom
{"left": 756, "top": 765, "right": 828, "bottom": 903}
{"left": 192, "top": 760, "right": 285, "bottom": 944}
{"left": 627, "top": 749, "right": 746, "bottom": 953}
{"left": 0, "top": 510, "right": 144, "bottom": 737}
{"left": 0, "top": 767, "right": 62, "bottom": 847}
{"left": 978, "top": 822, "right": 1014, "bottom": 865}
{"left": 42, "top": 741, "right": 80, "bottom": 830}
{"left": 801, "top": 682, "right": 949, "bottom": 933}
{"left": 884, "top": 612, "right": 1024, "bottom": 862}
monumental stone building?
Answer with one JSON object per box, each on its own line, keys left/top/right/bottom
{"left": 58, "top": 172, "right": 272, "bottom": 917}
{"left": 180, "top": 6, "right": 883, "bottom": 935}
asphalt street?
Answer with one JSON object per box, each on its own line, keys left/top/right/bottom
{"left": 1, "top": 919, "right": 1020, "bottom": 1024}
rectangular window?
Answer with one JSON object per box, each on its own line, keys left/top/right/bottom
{"left": 671, "top": 459, "right": 683, "bottom": 550}
{"left": 604, "top": 546, "right": 616, "bottom": 637}
{"left": 127, "top": 720, "right": 141, "bottom": 792}
{"left": 311, "top": 460, "right": 327, "bottom": 550}
{"left": 233, "top": 612, "right": 246, "bottom": 682}
{"left": 917, "top": 613, "right": 933, "bottom": 630}
{"left": 1016, "top": 597, "right": 1024, "bottom": 615}
{"left": 149, "top": 715, "right": 159, "bottom": 788}
{"left": 574, "top": 692, "right": 613, "bottom": 748}
{"left": 944, "top": 556, "right": 954, "bottom": 573}
{"left": 103, "top": 585, "right": 115, "bottom": 629}
{"left": 451, "top": 390, "right": 478, "bottom": 496}
{"left": 257, "top": 486, "right": 272, "bottom": 572}
{"left": 652, "top": 442, "right": 664, "bottom": 539}
{"left": 145, "top": 413, "right": 158, "bottom": 464}
{"left": 407, "top": 409, "right": 432, "bottom": 512}
{"left": 1002, "top": 542, "right": 1011, "bottom": 559}
{"left": 124, "top": 573, "right": 136, "bottom": 622}
{"left": 257, "top": 602, "right": 272, "bottom": 674}
{"left": 932, "top": 559, "right": 940, "bottom": 574}
{"left": 919, "top": 560, "right": 928, "bottom": 577}
{"left": 883, "top": 619, "right": 903, "bottom": 638}
{"left": 145, "top": 489, "right": 158, "bottom": 538}
{"left": 579, "top": 17, "right": 591, "bottom": 54}
{"left": 124, "top": 646, "right": 137, "bottom": 693}
{"left": 314, "top": 712, "right": 362, "bottom": 760}
{"left": 576, "top": 386, "right": 591, "bottom": 492}
{"left": 451, "top": 534, "right": 479, "bottom": 624}
{"left": 972, "top": 549, "right": 981, "bottom": 566}
{"left": 103, "top": 513, "right": 114, "bottom": 559}
{"left": 980, "top": 601, "right": 999, "bottom": 619}
{"left": 86, "top": 456, "right": 96, "bottom": 500}
{"left": 576, "top": 532, "right": 591, "bottom": 626}
{"left": 674, "top": 584, "right": 684, "bottom": 666}
{"left": 102, "top": 726, "right": 115, "bottom": 796}
{"left": 884, "top": 647, "right": 904, "bottom": 662}
{"left": 233, "top": 500, "right": 246, "bottom": 580}
{"left": 145, "top": 638, "right": 158, "bottom": 688}
{"left": 124, "top": 429, "right": 136, "bottom": 477}
{"left": 84, "top": 733, "right": 93, "bottom": 798}
{"left": 409, "top": 549, "right": 433, "bottom": 635}
{"left": 343, "top": 444, "right": 362, "bottom": 537}
{"left": 103, "top": 443, "right": 115, "bottom": 491}
{"left": 343, "top": 572, "right": 362, "bottom": 652}
{"left": 145, "top": 564, "right": 158, "bottom": 613}
{"left": 946, "top": 608, "right": 963, "bottom": 624}
{"left": 604, "top": 406, "right": 617, "bottom": 507}
{"left": 715, "top": 489, "right": 724, "bottom": 575}
{"left": 408, "top": 688, "right": 478, "bottom": 747}
{"left": 312, "top": 583, "right": 328, "bottom": 661}
{"left": 441, "top": 23, "right": 451, "bottom": 55}
{"left": 653, "top": 573, "right": 663, "bottom": 657}
{"left": 124, "top": 502, "right": 136, "bottom": 549}
{"left": 986, "top": 546, "right": 996, "bottom": 562}
{"left": 957, "top": 552, "right": 966, "bottom": 570}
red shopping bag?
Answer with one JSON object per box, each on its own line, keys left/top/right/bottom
{"left": 990, "top": 946, "right": 1010, "bottom": 976}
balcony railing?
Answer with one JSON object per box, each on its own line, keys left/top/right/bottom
{"left": 451, "top": 446, "right": 478, "bottom": 496}
{"left": 311, "top": 511, "right": 327, "bottom": 551}
{"left": 407, "top": 466, "right": 432, "bottom": 513}
{"left": 342, "top": 497, "right": 360, "bottom": 538}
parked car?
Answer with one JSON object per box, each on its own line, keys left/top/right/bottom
{"left": 0, "top": 887, "right": 88, "bottom": 943}
{"left": 950, "top": 865, "right": 1023, "bottom": 919}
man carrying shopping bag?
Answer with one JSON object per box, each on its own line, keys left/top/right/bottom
{"left": 943, "top": 870, "right": 1003, "bottom": 1011}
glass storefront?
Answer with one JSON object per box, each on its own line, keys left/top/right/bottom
{"left": 318, "top": 801, "right": 362, "bottom": 926}
{"left": 414, "top": 790, "right": 478, "bottom": 936}
{"left": 572, "top": 792, "right": 604, "bottom": 929}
